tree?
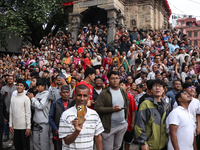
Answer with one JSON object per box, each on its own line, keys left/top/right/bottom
{"left": 0, "top": 0, "right": 72, "bottom": 49}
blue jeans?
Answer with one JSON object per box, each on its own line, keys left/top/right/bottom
{"left": 4, "top": 121, "right": 9, "bottom": 135}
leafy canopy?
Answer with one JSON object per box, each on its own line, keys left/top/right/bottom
{"left": 0, "top": 0, "right": 72, "bottom": 49}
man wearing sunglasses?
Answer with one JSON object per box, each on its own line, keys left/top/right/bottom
{"left": 174, "top": 82, "right": 200, "bottom": 149}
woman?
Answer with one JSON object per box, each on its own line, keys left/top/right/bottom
{"left": 71, "top": 51, "right": 80, "bottom": 69}
{"left": 191, "top": 58, "right": 200, "bottom": 75}
{"left": 127, "top": 82, "right": 138, "bottom": 98}
{"left": 119, "top": 65, "right": 127, "bottom": 81}
{"left": 61, "top": 52, "right": 72, "bottom": 66}
{"left": 102, "top": 52, "right": 112, "bottom": 71}
{"left": 181, "top": 63, "right": 188, "bottom": 83}
{"left": 169, "top": 39, "right": 179, "bottom": 54}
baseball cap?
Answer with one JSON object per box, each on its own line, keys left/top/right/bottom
{"left": 141, "top": 68, "right": 148, "bottom": 74}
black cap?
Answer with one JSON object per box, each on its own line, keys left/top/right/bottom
{"left": 95, "top": 76, "right": 104, "bottom": 81}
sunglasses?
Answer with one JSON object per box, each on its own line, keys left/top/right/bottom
{"left": 189, "top": 87, "right": 196, "bottom": 90}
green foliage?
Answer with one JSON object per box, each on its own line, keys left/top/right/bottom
{"left": 0, "top": 0, "right": 72, "bottom": 49}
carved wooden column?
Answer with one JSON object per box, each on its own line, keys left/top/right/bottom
{"left": 107, "top": 9, "right": 117, "bottom": 44}
{"left": 71, "top": 14, "right": 82, "bottom": 43}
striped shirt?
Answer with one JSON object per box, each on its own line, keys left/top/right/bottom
{"left": 59, "top": 106, "right": 104, "bottom": 150}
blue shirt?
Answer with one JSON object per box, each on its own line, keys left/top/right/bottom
{"left": 166, "top": 89, "right": 177, "bottom": 105}
{"left": 168, "top": 43, "right": 179, "bottom": 54}
{"left": 26, "top": 80, "right": 31, "bottom": 88}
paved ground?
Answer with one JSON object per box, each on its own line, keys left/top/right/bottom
{"left": 3, "top": 134, "right": 139, "bottom": 150}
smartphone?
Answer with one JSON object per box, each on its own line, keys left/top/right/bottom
{"left": 58, "top": 72, "right": 63, "bottom": 78}
{"left": 77, "top": 105, "right": 85, "bottom": 124}
{"left": 106, "top": 64, "right": 108, "bottom": 69}
{"left": 123, "top": 56, "right": 126, "bottom": 60}
{"left": 121, "top": 107, "right": 127, "bottom": 109}
{"left": 151, "top": 50, "right": 156, "bottom": 53}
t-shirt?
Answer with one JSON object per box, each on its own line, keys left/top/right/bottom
{"left": 110, "top": 88, "right": 126, "bottom": 128}
{"left": 62, "top": 101, "right": 68, "bottom": 110}
{"left": 59, "top": 106, "right": 104, "bottom": 150}
{"left": 127, "top": 93, "right": 137, "bottom": 131}
{"left": 167, "top": 106, "right": 196, "bottom": 150}
{"left": 83, "top": 58, "right": 91, "bottom": 70}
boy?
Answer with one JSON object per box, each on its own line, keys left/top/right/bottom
{"left": 9, "top": 79, "right": 31, "bottom": 150}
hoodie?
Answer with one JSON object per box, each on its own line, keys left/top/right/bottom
{"left": 31, "top": 90, "right": 50, "bottom": 124}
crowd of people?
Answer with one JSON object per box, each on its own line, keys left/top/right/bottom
{"left": 0, "top": 23, "right": 200, "bottom": 150}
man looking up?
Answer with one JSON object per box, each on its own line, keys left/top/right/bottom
{"left": 59, "top": 84, "right": 104, "bottom": 150}
{"left": 166, "top": 80, "right": 182, "bottom": 105}
{"left": 49, "top": 85, "right": 72, "bottom": 150}
{"left": 174, "top": 82, "right": 200, "bottom": 149}
{"left": 135, "top": 79, "right": 169, "bottom": 150}
{"left": 9, "top": 79, "right": 31, "bottom": 150}
{"left": 167, "top": 90, "right": 196, "bottom": 150}
{"left": 95, "top": 71, "right": 129, "bottom": 150}
{"left": 27, "top": 79, "right": 50, "bottom": 150}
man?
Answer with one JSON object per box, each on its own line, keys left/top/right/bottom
{"left": 147, "top": 64, "right": 157, "bottom": 80}
{"left": 59, "top": 84, "right": 104, "bottom": 150}
{"left": 135, "top": 68, "right": 148, "bottom": 85}
{"left": 0, "top": 75, "right": 16, "bottom": 142}
{"left": 129, "top": 27, "right": 138, "bottom": 42}
{"left": 119, "top": 81, "right": 137, "bottom": 150}
{"left": 94, "top": 71, "right": 129, "bottom": 150}
{"left": 166, "top": 80, "right": 182, "bottom": 105}
{"left": 167, "top": 90, "right": 197, "bottom": 150}
{"left": 69, "top": 77, "right": 76, "bottom": 99}
{"left": 49, "top": 85, "right": 72, "bottom": 150}
{"left": 135, "top": 84, "right": 146, "bottom": 107}
{"left": 48, "top": 75, "right": 67, "bottom": 102}
{"left": 93, "top": 76, "right": 104, "bottom": 102}
{"left": 0, "top": 93, "right": 8, "bottom": 150}
{"left": 27, "top": 79, "right": 50, "bottom": 150}
{"left": 9, "top": 79, "right": 31, "bottom": 150}
{"left": 135, "top": 79, "right": 169, "bottom": 150}
{"left": 155, "top": 70, "right": 162, "bottom": 80}
{"left": 138, "top": 80, "right": 152, "bottom": 110}
{"left": 127, "top": 46, "right": 136, "bottom": 68}
{"left": 150, "top": 55, "right": 167, "bottom": 73}
{"left": 176, "top": 47, "right": 190, "bottom": 66}
{"left": 42, "top": 70, "right": 50, "bottom": 90}
{"left": 173, "top": 82, "right": 200, "bottom": 149}
{"left": 75, "top": 67, "right": 96, "bottom": 107}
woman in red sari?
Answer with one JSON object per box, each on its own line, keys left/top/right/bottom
{"left": 102, "top": 51, "right": 112, "bottom": 71}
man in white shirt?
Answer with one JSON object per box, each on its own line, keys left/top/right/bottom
{"left": 176, "top": 47, "right": 190, "bottom": 67}
{"left": 9, "top": 79, "right": 31, "bottom": 150}
{"left": 59, "top": 84, "right": 104, "bottom": 150}
{"left": 127, "top": 46, "right": 136, "bottom": 67}
{"left": 135, "top": 68, "right": 148, "bottom": 85}
{"left": 167, "top": 90, "right": 196, "bottom": 150}
{"left": 173, "top": 82, "right": 200, "bottom": 149}
{"left": 147, "top": 64, "right": 157, "bottom": 80}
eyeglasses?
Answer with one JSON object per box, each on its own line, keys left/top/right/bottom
{"left": 189, "top": 87, "right": 196, "bottom": 90}
{"left": 152, "top": 85, "right": 163, "bottom": 88}
{"left": 110, "top": 78, "right": 120, "bottom": 81}
{"left": 96, "top": 79, "right": 103, "bottom": 82}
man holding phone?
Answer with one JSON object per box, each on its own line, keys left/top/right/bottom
{"left": 59, "top": 84, "right": 104, "bottom": 150}
{"left": 94, "top": 71, "right": 129, "bottom": 150}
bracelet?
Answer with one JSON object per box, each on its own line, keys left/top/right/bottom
{"left": 74, "top": 130, "right": 80, "bottom": 136}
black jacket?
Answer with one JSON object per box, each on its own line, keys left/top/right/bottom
{"left": 0, "top": 94, "right": 8, "bottom": 124}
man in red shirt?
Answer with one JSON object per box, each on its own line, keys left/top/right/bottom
{"left": 75, "top": 67, "right": 96, "bottom": 107}
{"left": 119, "top": 80, "right": 137, "bottom": 150}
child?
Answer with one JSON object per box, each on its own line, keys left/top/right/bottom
{"left": 187, "top": 64, "right": 195, "bottom": 78}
